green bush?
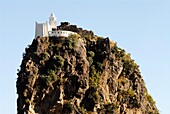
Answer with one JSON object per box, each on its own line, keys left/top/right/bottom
{"left": 90, "top": 65, "right": 100, "bottom": 87}
{"left": 96, "top": 62, "right": 103, "bottom": 71}
{"left": 77, "top": 107, "right": 88, "bottom": 114}
{"left": 146, "top": 93, "right": 155, "bottom": 105}
{"left": 87, "top": 57, "right": 93, "bottom": 66}
{"left": 65, "top": 38, "right": 74, "bottom": 50}
{"left": 25, "top": 99, "right": 30, "bottom": 104}
{"left": 40, "top": 75, "right": 51, "bottom": 86}
{"left": 127, "top": 89, "right": 136, "bottom": 97}
{"left": 41, "top": 51, "right": 50, "bottom": 60}
{"left": 122, "top": 53, "right": 138, "bottom": 75}
{"left": 52, "top": 55, "right": 65, "bottom": 68}
{"left": 47, "top": 69, "right": 58, "bottom": 81}
{"left": 87, "top": 51, "right": 95, "bottom": 57}
{"left": 111, "top": 44, "right": 125, "bottom": 59}
{"left": 68, "top": 34, "right": 79, "bottom": 46}
{"left": 118, "top": 89, "right": 136, "bottom": 101}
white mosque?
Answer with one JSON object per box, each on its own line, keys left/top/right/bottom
{"left": 35, "top": 13, "right": 77, "bottom": 38}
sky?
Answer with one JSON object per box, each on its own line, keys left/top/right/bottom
{"left": 0, "top": 0, "right": 170, "bottom": 113}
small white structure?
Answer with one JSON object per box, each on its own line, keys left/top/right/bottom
{"left": 35, "top": 13, "right": 77, "bottom": 38}
{"left": 48, "top": 30, "right": 77, "bottom": 37}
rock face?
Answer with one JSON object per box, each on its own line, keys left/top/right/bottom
{"left": 17, "top": 24, "right": 159, "bottom": 114}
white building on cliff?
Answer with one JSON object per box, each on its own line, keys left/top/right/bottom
{"left": 35, "top": 13, "right": 77, "bottom": 38}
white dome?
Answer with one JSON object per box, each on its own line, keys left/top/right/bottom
{"left": 50, "top": 13, "right": 55, "bottom": 17}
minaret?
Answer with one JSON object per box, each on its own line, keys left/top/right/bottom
{"left": 35, "top": 13, "right": 58, "bottom": 38}
{"left": 49, "top": 13, "right": 57, "bottom": 30}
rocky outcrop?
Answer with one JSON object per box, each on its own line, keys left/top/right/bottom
{"left": 17, "top": 24, "right": 159, "bottom": 114}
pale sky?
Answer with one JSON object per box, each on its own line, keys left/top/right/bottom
{"left": 0, "top": 0, "right": 170, "bottom": 114}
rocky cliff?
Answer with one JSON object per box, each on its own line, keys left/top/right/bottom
{"left": 17, "top": 23, "right": 159, "bottom": 114}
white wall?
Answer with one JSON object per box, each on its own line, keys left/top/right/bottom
{"left": 35, "top": 22, "right": 43, "bottom": 38}
{"left": 48, "top": 30, "right": 77, "bottom": 37}
{"left": 35, "top": 22, "right": 49, "bottom": 38}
